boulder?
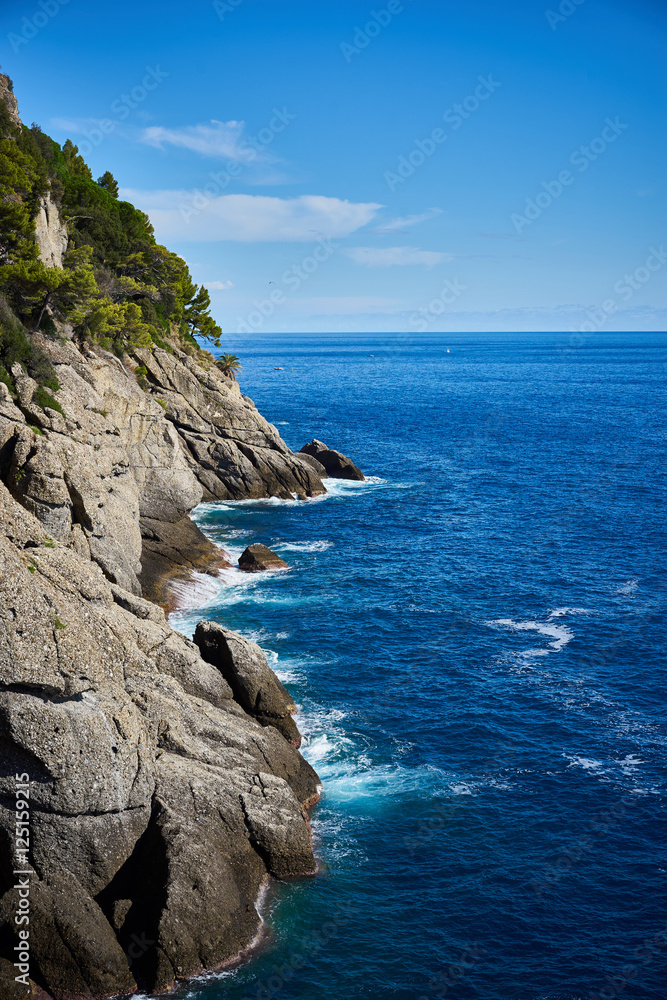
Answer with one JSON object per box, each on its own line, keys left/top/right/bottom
{"left": 194, "top": 621, "right": 302, "bottom": 747}
{"left": 300, "top": 439, "right": 365, "bottom": 480}
{"left": 238, "top": 543, "right": 288, "bottom": 573}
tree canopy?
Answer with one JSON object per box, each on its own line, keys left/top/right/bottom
{"left": 0, "top": 76, "right": 224, "bottom": 398}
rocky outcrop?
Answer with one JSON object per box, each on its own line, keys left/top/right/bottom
{"left": 300, "top": 439, "right": 365, "bottom": 480}
{"left": 0, "top": 335, "right": 329, "bottom": 998}
{"left": 0, "top": 334, "right": 327, "bottom": 603}
{"left": 194, "top": 622, "right": 303, "bottom": 750}
{"left": 134, "top": 347, "right": 327, "bottom": 503}
{"left": 0, "top": 74, "right": 20, "bottom": 129}
{"left": 238, "top": 543, "right": 288, "bottom": 573}
{"left": 34, "top": 195, "right": 68, "bottom": 269}
{"left": 0, "top": 478, "right": 320, "bottom": 997}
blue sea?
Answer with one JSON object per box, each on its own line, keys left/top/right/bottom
{"left": 168, "top": 331, "right": 667, "bottom": 1000}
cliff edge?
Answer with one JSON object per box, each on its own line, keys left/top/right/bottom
{"left": 0, "top": 72, "right": 333, "bottom": 999}
{"left": 0, "top": 334, "right": 326, "bottom": 999}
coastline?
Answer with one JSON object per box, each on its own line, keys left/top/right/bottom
{"left": 0, "top": 332, "right": 331, "bottom": 999}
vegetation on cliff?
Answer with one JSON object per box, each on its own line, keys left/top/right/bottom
{"left": 0, "top": 72, "right": 222, "bottom": 402}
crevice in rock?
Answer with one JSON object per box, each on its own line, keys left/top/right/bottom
{"left": 96, "top": 798, "right": 170, "bottom": 993}
{"left": 63, "top": 474, "right": 93, "bottom": 530}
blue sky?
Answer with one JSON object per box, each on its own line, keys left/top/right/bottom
{"left": 1, "top": 0, "right": 666, "bottom": 336}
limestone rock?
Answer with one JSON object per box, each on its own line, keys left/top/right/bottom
{"left": 0, "top": 74, "right": 21, "bottom": 129}
{"left": 300, "top": 439, "right": 365, "bottom": 480}
{"left": 133, "top": 346, "right": 327, "bottom": 502}
{"left": 238, "top": 542, "right": 288, "bottom": 573}
{"left": 34, "top": 194, "right": 68, "bottom": 269}
{"left": 0, "top": 329, "right": 326, "bottom": 996}
{"left": 194, "top": 621, "right": 302, "bottom": 747}
{"left": 241, "top": 772, "right": 316, "bottom": 878}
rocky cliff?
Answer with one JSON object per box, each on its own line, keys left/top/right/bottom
{"left": 0, "top": 326, "right": 329, "bottom": 998}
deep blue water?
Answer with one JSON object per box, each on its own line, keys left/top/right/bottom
{"left": 168, "top": 332, "right": 667, "bottom": 1000}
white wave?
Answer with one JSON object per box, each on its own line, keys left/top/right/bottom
{"left": 490, "top": 617, "right": 574, "bottom": 652}
{"left": 219, "top": 528, "right": 254, "bottom": 540}
{"left": 255, "top": 648, "right": 307, "bottom": 685}
{"left": 563, "top": 753, "right": 662, "bottom": 794}
{"left": 547, "top": 607, "right": 591, "bottom": 618}
{"left": 615, "top": 578, "right": 639, "bottom": 595}
{"left": 242, "top": 627, "right": 290, "bottom": 645}
{"left": 320, "top": 476, "right": 387, "bottom": 495}
{"left": 449, "top": 782, "right": 474, "bottom": 796}
{"left": 191, "top": 501, "right": 233, "bottom": 518}
{"left": 168, "top": 571, "right": 223, "bottom": 613}
{"left": 274, "top": 539, "right": 333, "bottom": 553}
{"left": 565, "top": 755, "right": 604, "bottom": 772}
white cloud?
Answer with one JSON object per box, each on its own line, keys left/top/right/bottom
{"left": 50, "top": 117, "right": 85, "bottom": 133}
{"left": 140, "top": 120, "right": 256, "bottom": 161}
{"left": 207, "top": 280, "right": 234, "bottom": 290}
{"left": 119, "top": 189, "right": 383, "bottom": 243}
{"left": 373, "top": 208, "right": 442, "bottom": 234}
{"left": 344, "top": 246, "right": 449, "bottom": 268}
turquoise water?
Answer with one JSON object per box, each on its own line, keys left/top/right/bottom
{"left": 168, "top": 332, "right": 667, "bottom": 1000}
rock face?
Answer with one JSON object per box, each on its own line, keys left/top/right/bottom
{"left": 34, "top": 194, "right": 68, "bottom": 269}
{"left": 238, "top": 543, "right": 288, "bottom": 573}
{"left": 195, "top": 622, "right": 303, "bottom": 749}
{"left": 134, "top": 347, "right": 327, "bottom": 504}
{"left": 0, "top": 74, "right": 21, "bottom": 129}
{"left": 0, "top": 335, "right": 326, "bottom": 998}
{"left": 300, "top": 439, "right": 365, "bottom": 481}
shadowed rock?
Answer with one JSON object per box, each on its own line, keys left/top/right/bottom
{"left": 194, "top": 621, "right": 302, "bottom": 747}
{"left": 300, "top": 439, "right": 365, "bottom": 480}
{"left": 238, "top": 543, "right": 288, "bottom": 573}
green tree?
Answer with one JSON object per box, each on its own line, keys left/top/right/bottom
{"left": 215, "top": 354, "right": 242, "bottom": 380}
{"left": 183, "top": 283, "right": 222, "bottom": 346}
{"left": 0, "top": 246, "right": 97, "bottom": 330}
{"left": 97, "top": 170, "right": 119, "bottom": 198}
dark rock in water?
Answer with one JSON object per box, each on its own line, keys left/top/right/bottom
{"left": 238, "top": 543, "right": 288, "bottom": 573}
{"left": 195, "top": 621, "right": 303, "bottom": 748}
{"left": 298, "top": 451, "right": 328, "bottom": 478}
{"left": 300, "top": 439, "right": 365, "bottom": 480}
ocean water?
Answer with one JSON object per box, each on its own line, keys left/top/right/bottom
{"left": 167, "top": 331, "right": 667, "bottom": 1000}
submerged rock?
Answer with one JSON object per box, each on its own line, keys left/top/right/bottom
{"left": 300, "top": 439, "right": 365, "bottom": 480}
{"left": 238, "top": 542, "right": 288, "bottom": 573}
